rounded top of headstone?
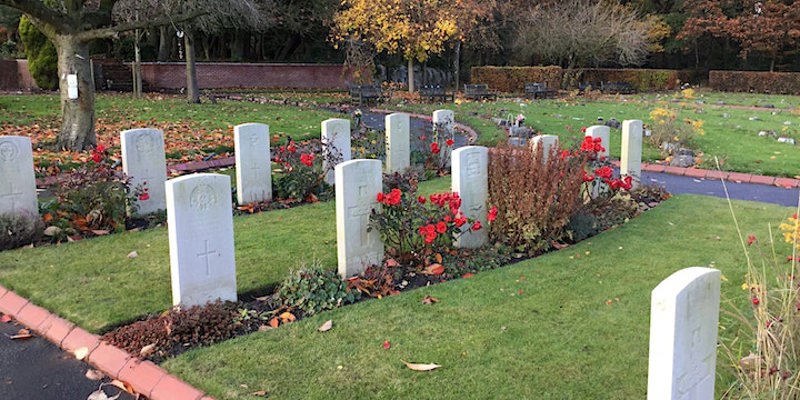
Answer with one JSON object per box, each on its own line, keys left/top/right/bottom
{"left": 234, "top": 123, "right": 269, "bottom": 134}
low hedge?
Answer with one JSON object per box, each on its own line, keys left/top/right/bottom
{"left": 470, "top": 66, "right": 692, "bottom": 92}
{"left": 709, "top": 70, "right": 800, "bottom": 95}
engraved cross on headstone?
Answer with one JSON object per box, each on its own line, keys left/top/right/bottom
{"left": 0, "top": 181, "right": 23, "bottom": 211}
{"left": 348, "top": 184, "right": 372, "bottom": 248}
{"left": 196, "top": 239, "right": 219, "bottom": 276}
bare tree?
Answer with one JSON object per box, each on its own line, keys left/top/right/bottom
{"left": 512, "top": 0, "right": 652, "bottom": 71}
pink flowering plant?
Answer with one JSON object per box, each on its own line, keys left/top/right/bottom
{"left": 369, "top": 174, "right": 495, "bottom": 270}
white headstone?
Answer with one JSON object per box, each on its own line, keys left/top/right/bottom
{"left": 621, "top": 120, "right": 643, "bottom": 189}
{"left": 121, "top": 128, "right": 168, "bottom": 216}
{"left": 452, "top": 146, "right": 488, "bottom": 248}
{"left": 432, "top": 109, "right": 455, "bottom": 135}
{"left": 530, "top": 135, "right": 560, "bottom": 162}
{"left": 585, "top": 125, "right": 610, "bottom": 159}
{"left": 166, "top": 173, "right": 237, "bottom": 306}
{"left": 0, "top": 136, "right": 37, "bottom": 216}
{"left": 322, "top": 118, "right": 352, "bottom": 185}
{"left": 647, "top": 267, "right": 720, "bottom": 400}
{"left": 234, "top": 123, "right": 272, "bottom": 205}
{"left": 335, "top": 159, "right": 383, "bottom": 278}
{"left": 385, "top": 113, "right": 410, "bottom": 173}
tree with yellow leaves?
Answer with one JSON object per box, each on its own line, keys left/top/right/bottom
{"left": 332, "top": 0, "right": 493, "bottom": 92}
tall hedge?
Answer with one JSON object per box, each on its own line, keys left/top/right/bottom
{"left": 18, "top": 15, "right": 58, "bottom": 90}
{"left": 470, "top": 66, "right": 692, "bottom": 92}
{"left": 709, "top": 71, "right": 800, "bottom": 95}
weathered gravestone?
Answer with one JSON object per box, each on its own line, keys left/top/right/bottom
{"left": 585, "top": 125, "right": 610, "bottom": 160}
{"left": 166, "top": 173, "right": 237, "bottom": 306}
{"left": 0, "top": 136, "right": 37, "bottom": 216}
{"left": 322, "top": 118, "right": 352, "bottom": 185}
{"left": 530, "top": 135, "right": 559, "bottom": 162}
{"left": 621, "top": 120, "right": 643, "bottom": 189}
{"left": 452, "top": 146, "right": 488, "bottom": 248}
{"left": 234, "top": 123, "right": 272, "bottom": 204}
{"left": 433, "top": 109, "right": 455, "bottom": 135}
{"left": 336, "top": 159, "right": 383, "bottom": 278}
{"left": 121, "top": 128, "right": 168, "bottom": 216}
{"left": 385, "top": 113, "right": 410, "bottom": 173}
{"left": 647, "top": 267, "right": 720, "bottom": 400}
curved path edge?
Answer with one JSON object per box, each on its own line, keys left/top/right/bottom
{"left": 0, "top": 285, "right": 214, "bottom": 400}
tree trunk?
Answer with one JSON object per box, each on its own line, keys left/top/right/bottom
{"left": 54, "top": 35, "right": 95, "bottom": 151}
{"left": 158, "top": 26, "right": 171, "bottom": 61}
{"left": 454, "top": 41, "right": 461, "bottom": 91}
{"left": 407, "top": 58, "right": 415, "bottom": 93}
{"left": 184, "top": 31, "right": 200, "bottom": 104}
{"left": 133, "top": 29, "right": 142, "bottom": 98}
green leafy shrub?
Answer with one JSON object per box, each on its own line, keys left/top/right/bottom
{"left": 0, "top": 212, "right": 44, "bottom": 250}
{"left": 18, "top": 15, "right": 57, "bottom": 90}
{"left": 471, "top": 66, "right": 563, "bottom": 92}
{"left": 274, "top": 266, "right": 360, "bottom": 316}
{"left": 488, "top": 142, "right": 587, "bottom": 254}
{"left": 565, "top": 211, "right": 599, "bottom": 243}
{"left": 471, "top": 66, "right": 692, "bottom": 92}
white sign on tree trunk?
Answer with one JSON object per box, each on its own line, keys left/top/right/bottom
{"left": 452, "top": 146, "right": 488, "bottom": 248}
{"left": 121, "top": 128, "right": 168, "bottom": 216}
{"left": 621, "top": 120, "right": 643, "bottom": 189}
{"left": 0, "top": 136, "right": 38, "bottom": 216}
{"left": 234, "top": 123, "right": 272, "bottom": 205}
{"left": 385, "top": 113, "right": 410, "bottom": 173}
{"left": 585, "top": 125, "right": 610, "bottom": 160}
{"left": 166, "top": 173, "right": 237, "bottom": 306}
{"left": 647, "top": 267, "right": 720, "bottom": 400}
{"left": 335, "top": 159, "right": 383, "bottom": 278}
{"left": 322, "top": 118, "right": 352, "bottom": 185}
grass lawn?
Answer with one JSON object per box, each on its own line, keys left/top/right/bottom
{"left": 160, "top": 195, "right": 795, "bottom": 399}
{"left": 0, "top": 177, "right": 450, "bottom": 332}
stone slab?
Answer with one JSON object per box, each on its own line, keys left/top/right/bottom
{"left": 121, "top": 128, "right": 168, "bottom": 216}
{"left": 335, "top": 159, "right": 383, "bottom": 278}
{"left": 0, "top": 136, "right": 38, "bottom": 216}
{"left": 234, "top": 123, "right": 272, "bottom": 204}
{"left": 452, "top": 146, "right": 489, "bottom": 248}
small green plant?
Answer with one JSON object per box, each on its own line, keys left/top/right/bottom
{"left": 274, "top": 265, "right": 360, "bottom": 316}
{"left": 0, "top": 211, "right": 44, "bottom": 250}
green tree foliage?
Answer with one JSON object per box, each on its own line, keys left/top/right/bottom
{"left": 18, "top": 15, "right": 57, "bottom": 90}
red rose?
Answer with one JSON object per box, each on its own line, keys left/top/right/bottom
{"left": 594, "top": 166, "right": 613, "bottom": 179}
{"left": 91, "top": 152, "right": 101, "bottom": 163}
{"left": 377, "top": 192, "right": 385, "bottom": 202}
{"left": 446, "top": 138, "right": 454, "bottom": 146}
{"left": 300, "top": 153, "right": 314, "bottom": 167}
{"left": 436, "top": 221, "right": 447, "bottom": 234}
{"left": 96, "top": 144, "right": 106, "bottom": 152}
{"left": 582, "top": 173, "right": 595, "bottom": 182}
{"left": 430, "top": 142, "right": 440, "bottom": 154}
{"left": 488, "top": 206, "right": 498, "bottom": 222}
{"left": 471, "top": 220, "right": 482, "bottom": 230}
{"left": 417, "top": 196, "right": 426, "bottom": 204}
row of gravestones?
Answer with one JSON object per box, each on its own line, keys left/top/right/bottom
{"left": 1, "top": 119, "right": 718, "bottom": 398}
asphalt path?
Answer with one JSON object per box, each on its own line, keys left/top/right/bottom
{"left": 0, "top": 318, "right": 134, "bottom": 400}
{"left": 642, "top": 171, "right": 800, "bottom": 207}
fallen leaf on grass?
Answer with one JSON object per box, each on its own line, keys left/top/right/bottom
{"left": 401, "top": 360, "right": 441, "bottom": 371}
{"left": 251, "top": 390, "right": 269, "bottom": 397}
{"left": 268, "top": 318, "right": 280, "bottom": 328}
{"left": 384, "top": 258, "right": 400, "bottom": 267}
{"left": 0, "top": 314, "right": 11, "bottom": 323}
{"left": 127, "top": 251, "right": 138, "bottom": 259}
{"left": 74, "top": 347, "right": 89, "bottom": 360}
{"left": 422, "top": 295, "right": 439, "bottom": 305}
{"left": 91, "top": 230, "right": 110, "bottom": 236}
{"left": 85, "top": 369, "right": 105, "bottom": 381}
{"left": 139, "top": 343, "right": 157, "bottom": 357}
{"left": 551, "top": 242, "right": 569, "bottom": 250}
{"left": 434, "top": 253, "right": 443, "bottom": 263}
{"left": 8, "top": 328, "right": 32, "bottom": 340}
{"left": 318, "top": 320, "right": 333, "bottom": 332}
{"left": 462, "top": 273, "right": 474, "bottom": 279}
{"left": 383, "top": 340, "right": 391, "bottom": 349}
{"left": 422, "top": 264, "right": 444, "bottom": 276}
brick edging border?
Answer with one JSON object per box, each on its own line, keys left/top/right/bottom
{"left": 0, "top": 285, "right": 213, "bottom": 400}
{"left": 608, "top": 160, "right": 800, "bottom": 188}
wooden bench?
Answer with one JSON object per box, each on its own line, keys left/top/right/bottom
{"left": 349, "top": 84, "right": 388, "bottom": 105}
{"left": 524, "top": 82, "right": 557, "bottom": 99}
{"left": 600, "top": 81, "right": 636, "bottom": 94}
{"left": 419, "top": 85, "right": 454, "bottom": 102}
{"left": 463, "top": 83, "right": 498, "bottom": 100}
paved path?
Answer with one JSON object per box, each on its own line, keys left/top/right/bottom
{"left": 642, "top": 171, "right": 799, "bottom": 207}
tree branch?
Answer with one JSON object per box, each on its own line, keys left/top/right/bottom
{"left": 0, "top": 0, "right": 73, "bottom": 32}
{"left": 74, "top": 10, "right": 207, "bottom": 42}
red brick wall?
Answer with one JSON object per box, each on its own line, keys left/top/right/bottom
{"left": 140, "top": 62, "right": 353, "bottom": 90}
{"left": 0, "top": 60, "right": 40, "bottom": 91}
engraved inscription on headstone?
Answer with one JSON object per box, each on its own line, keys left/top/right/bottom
{"left": 322, "top": 119, "right": 352, "bottom": 185}
{"left": 234, "top": 123, "right": 272, "bottom": 204}
{"left": 336, "top": 159, "right": 383, "bottom": 278}
{"left": 385, "top": 113, "right": 411, "bottom": 173}
{"left": 0, "top": 137, "right": 38, "bottom": 215}
{"left": 452, "top": 146, "right": 488, "bottom": 248}
{"left": 121, "top": 128, "right": 168, "bottom": 216}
